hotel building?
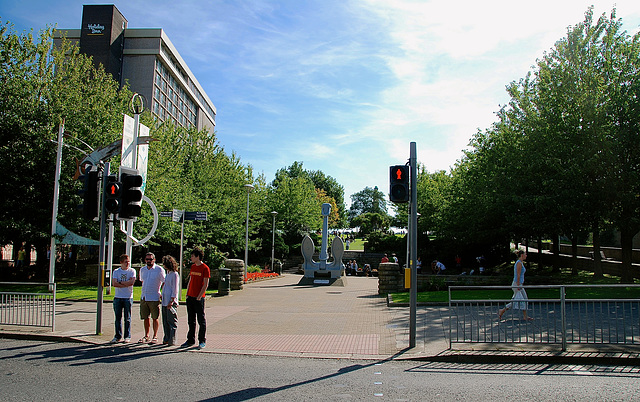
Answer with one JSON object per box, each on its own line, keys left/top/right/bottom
{"left": 54, "top": 4, "right": 216, "bottom": 133}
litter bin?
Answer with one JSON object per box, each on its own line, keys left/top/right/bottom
{"left": 218, "top": 268, "right": 231, "bottom": 296}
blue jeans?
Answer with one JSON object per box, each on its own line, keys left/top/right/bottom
{"left": 113, "top": 298, "right": 132, "bottom": 340}
{"left": 186, "top": 296, "right": 206, "bottom": 344}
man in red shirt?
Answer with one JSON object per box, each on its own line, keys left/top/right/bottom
{"left": 181, "top": 248, "right": 210, "bottom": 349}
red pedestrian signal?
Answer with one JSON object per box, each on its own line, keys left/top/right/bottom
{"left": 389, "top": 165, "right": 409, "bottom": 203}
{"left": 104, "top": 175, "right": 121, "bottom": 214}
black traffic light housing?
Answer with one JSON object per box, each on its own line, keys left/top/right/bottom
{"left": 118, "top": 168, "right": 143, "bottom": 220}
{"left": 78, "top": 169, "right": 100, "bottom": 220}
{"left": 103, "top": 174, "right": 121, "bottom": 215}
{"left": 389, "top": 165, "right": 409, "bottom": 203}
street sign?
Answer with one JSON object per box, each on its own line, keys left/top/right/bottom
{"left": 159, "top": 210, "right": 206, "bottom": 222}
{"left": 185, "top": 211, "right": 207, "bottom": 221}
{"left": 172, "top": 209, "right": 184, "bottom": 223}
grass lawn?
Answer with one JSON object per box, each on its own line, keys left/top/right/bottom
{"left": 0, "top": 282, "right": 212, "bottom": 301}
{"left": 330, "top": 236, "right": 365, "bottom": 251}
{"left": 390, "top": 286, "right": 640, "bottom": 304}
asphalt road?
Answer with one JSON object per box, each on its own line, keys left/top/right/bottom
{"left": 1, "top": 339, "right": 639, "bottom": 401}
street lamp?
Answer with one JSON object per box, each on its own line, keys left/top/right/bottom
{"left": 271, "top": 211, "right": 278, "bottom": 274}
{"left": 244, "top": 184, "right": 254, "bottom": 283}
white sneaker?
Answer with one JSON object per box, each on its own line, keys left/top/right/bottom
{"left": 109, "top": 337, "right": 121, "bottom": 344}
{"left": 123, "top": 338, "right": 131, "bottom": 343}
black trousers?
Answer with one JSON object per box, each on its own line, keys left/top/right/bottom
{"left": 186, "top": 296, "right": 206, "bottom": 343}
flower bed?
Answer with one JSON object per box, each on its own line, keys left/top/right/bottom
{"left": 245, "top": 272, "right": 280, "bottom": 282}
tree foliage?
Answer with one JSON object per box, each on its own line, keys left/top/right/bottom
{"left": 417, "top": 8, "right": 640, "bottom": 281}
{"left": 0, "top": 21, "right": 132, "bottom": 268}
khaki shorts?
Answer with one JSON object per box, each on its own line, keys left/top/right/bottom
{"left": 140, "top": 300, "right": 161, "bottom": 320}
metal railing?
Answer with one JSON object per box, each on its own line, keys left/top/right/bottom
{"left": 0, "top": 282, "right": 56, "bottom": 331}
{"left": 448, "top": 284, "right": 640, "bottom": 351}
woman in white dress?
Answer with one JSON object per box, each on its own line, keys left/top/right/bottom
{"left": 498, "top": 250, "right": 533, "bottom": 321}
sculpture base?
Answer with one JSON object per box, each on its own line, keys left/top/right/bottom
{"left": 297, "top": 275, "right": 347, "bottom": 287}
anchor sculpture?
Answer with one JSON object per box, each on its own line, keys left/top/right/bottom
{"left": 301, "top": 203, "right": 345, "bottom": 280}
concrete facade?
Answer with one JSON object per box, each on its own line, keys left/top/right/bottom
{"left": 53, "top": 4, "right": 216, "bottom": 134}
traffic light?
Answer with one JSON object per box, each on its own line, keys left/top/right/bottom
{"left": 103, "top": 175, "right": 121, "bottom": 215}
{"left": 389, "top": 165, "right": 409, "bottom": 203}
{"left": 118, "top": 168, "right": 143, "bottom": 220}
{"left": 78, "top": 169, "right": 99, "bottom": 220}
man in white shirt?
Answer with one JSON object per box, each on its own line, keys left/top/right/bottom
{"left": 138, "top": 252, "right": 165, "bottom": 344}
{"left": 111, "top": 254, "right": 136, "bottom": 343}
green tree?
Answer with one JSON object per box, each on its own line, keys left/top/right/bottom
{"left": 348, "top": 186, "right": 387, "bottom": 225}
{"left": 0, "top": 21, "right": 131, "bottom": 272}
{"left": 142, "top": 120, "right": 255, "bottom": 259}
{"left": 269, "top": 175, "right": 322, "bottom": 246}
{"left": 273, "top": 161, "right": 346, "bottom": 227}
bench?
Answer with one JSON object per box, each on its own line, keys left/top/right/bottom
{"left": 589, "top": 250, "right": 612, "bottom": 261}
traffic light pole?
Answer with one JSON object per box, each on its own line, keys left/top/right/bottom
{"left": 409, "top": 142, "right": 418, "bottom": 348}
{"left": 96, "top": 162, "right": 110, "bottom": 335}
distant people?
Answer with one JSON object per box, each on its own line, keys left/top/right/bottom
{"left": 392, "top": 253, "right": 398, "bottom": 264}
{"left": 498, "top": 250, "right": 532, "bottom": 321}
{"left": 381, "top": 254, "right": 389, "bottom": 263}
{"left": 363, "top": 263, "right": 371, "bottom": 276}
{"left": 346, "top": 239, "right": 350, "bottom": 250}
{"left": 455, "top": 255, "right": 462, "bottom": 269}
{"left": 182, "top": 248, "right": 210, "bottom": 350}
{"left": 15, "top": 245, "right": 26, "bottom": 269}
{"left": 352, "top": 260, "right": 359, "bottom": 276}
{"left": 416, "top": 257, "right": 423, "bottom": 273}
{"left": 161, "top": 255, "right": 180, "bottom": 346}
{"left": 111, "top": 254, "right": 136, "bottom": 343}
{"left": 477, "top": 255, "right": 486, "bottom": 274}
{"left": 139, "top": 252, "right": 165, "bottom": 344}
{"left": 431, "top": 260, "right": 446, "bottom": 275}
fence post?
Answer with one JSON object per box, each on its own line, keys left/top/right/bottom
{"left": 560, "top": 285, "right": 566, "bottom": 352}
{"left": 448, "top": 286, "right": 452, "bottom": 349}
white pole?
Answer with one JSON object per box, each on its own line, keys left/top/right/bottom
{"left": 125, "top": 111, "right": 140, "bottom": 257}
{"left": 271, "top": 211, "right": 277, "bottom": 273}
{"left": 49, "top": 121, "right": 64, "bottom": 291}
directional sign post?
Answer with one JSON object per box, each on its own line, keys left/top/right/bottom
{"left": 160, "top": 210, "right": 207, "bottom": 299}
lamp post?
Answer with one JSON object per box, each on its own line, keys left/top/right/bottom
{"left": 243, "top": 184, "right": 254, "bottom": 283}
{"left": 271, "top": 211, "right": 278, "bottom": 273}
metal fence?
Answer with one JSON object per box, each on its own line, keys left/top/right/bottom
{"left": 0, "top": 282, "right": 56, "bottom": 331}
{"left": 449, "top": 284, "right": 640, "bottom": 351}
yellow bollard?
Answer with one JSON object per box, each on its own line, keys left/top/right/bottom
{"left": 404, "top": 268, "right": 411, "bottom": 289}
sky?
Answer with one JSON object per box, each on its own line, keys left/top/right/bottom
{"left": 3, "top": 0, "right": 640, "bottom": 207}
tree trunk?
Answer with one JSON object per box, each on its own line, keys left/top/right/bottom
{"left": 619, "top": 227, "right": 636, "bottom": 283}
{"left": 592, "top": 222, "right": 603, "bottom": 278}
{"left": 537, "top": 236, "right": 543, "bottom": 270}
{"left": 552, "top": 234, "right": 560, "bottom": 273}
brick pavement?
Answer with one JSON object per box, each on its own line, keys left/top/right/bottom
{"left": 0, "top": 274, "right": 438, "bottom": 360}
{"left": 2, "top": 274, "right": 638, "bottom": 364}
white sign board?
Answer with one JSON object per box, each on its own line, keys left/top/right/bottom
{"left": 137, "top": 122, "right": 149, "bottom": 195}
{"left": 121, "top": 114, "right": 135, "bottom": 169}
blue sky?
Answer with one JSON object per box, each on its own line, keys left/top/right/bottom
{"left": 3, "top": 0, "right": 640, "bottom": 207}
